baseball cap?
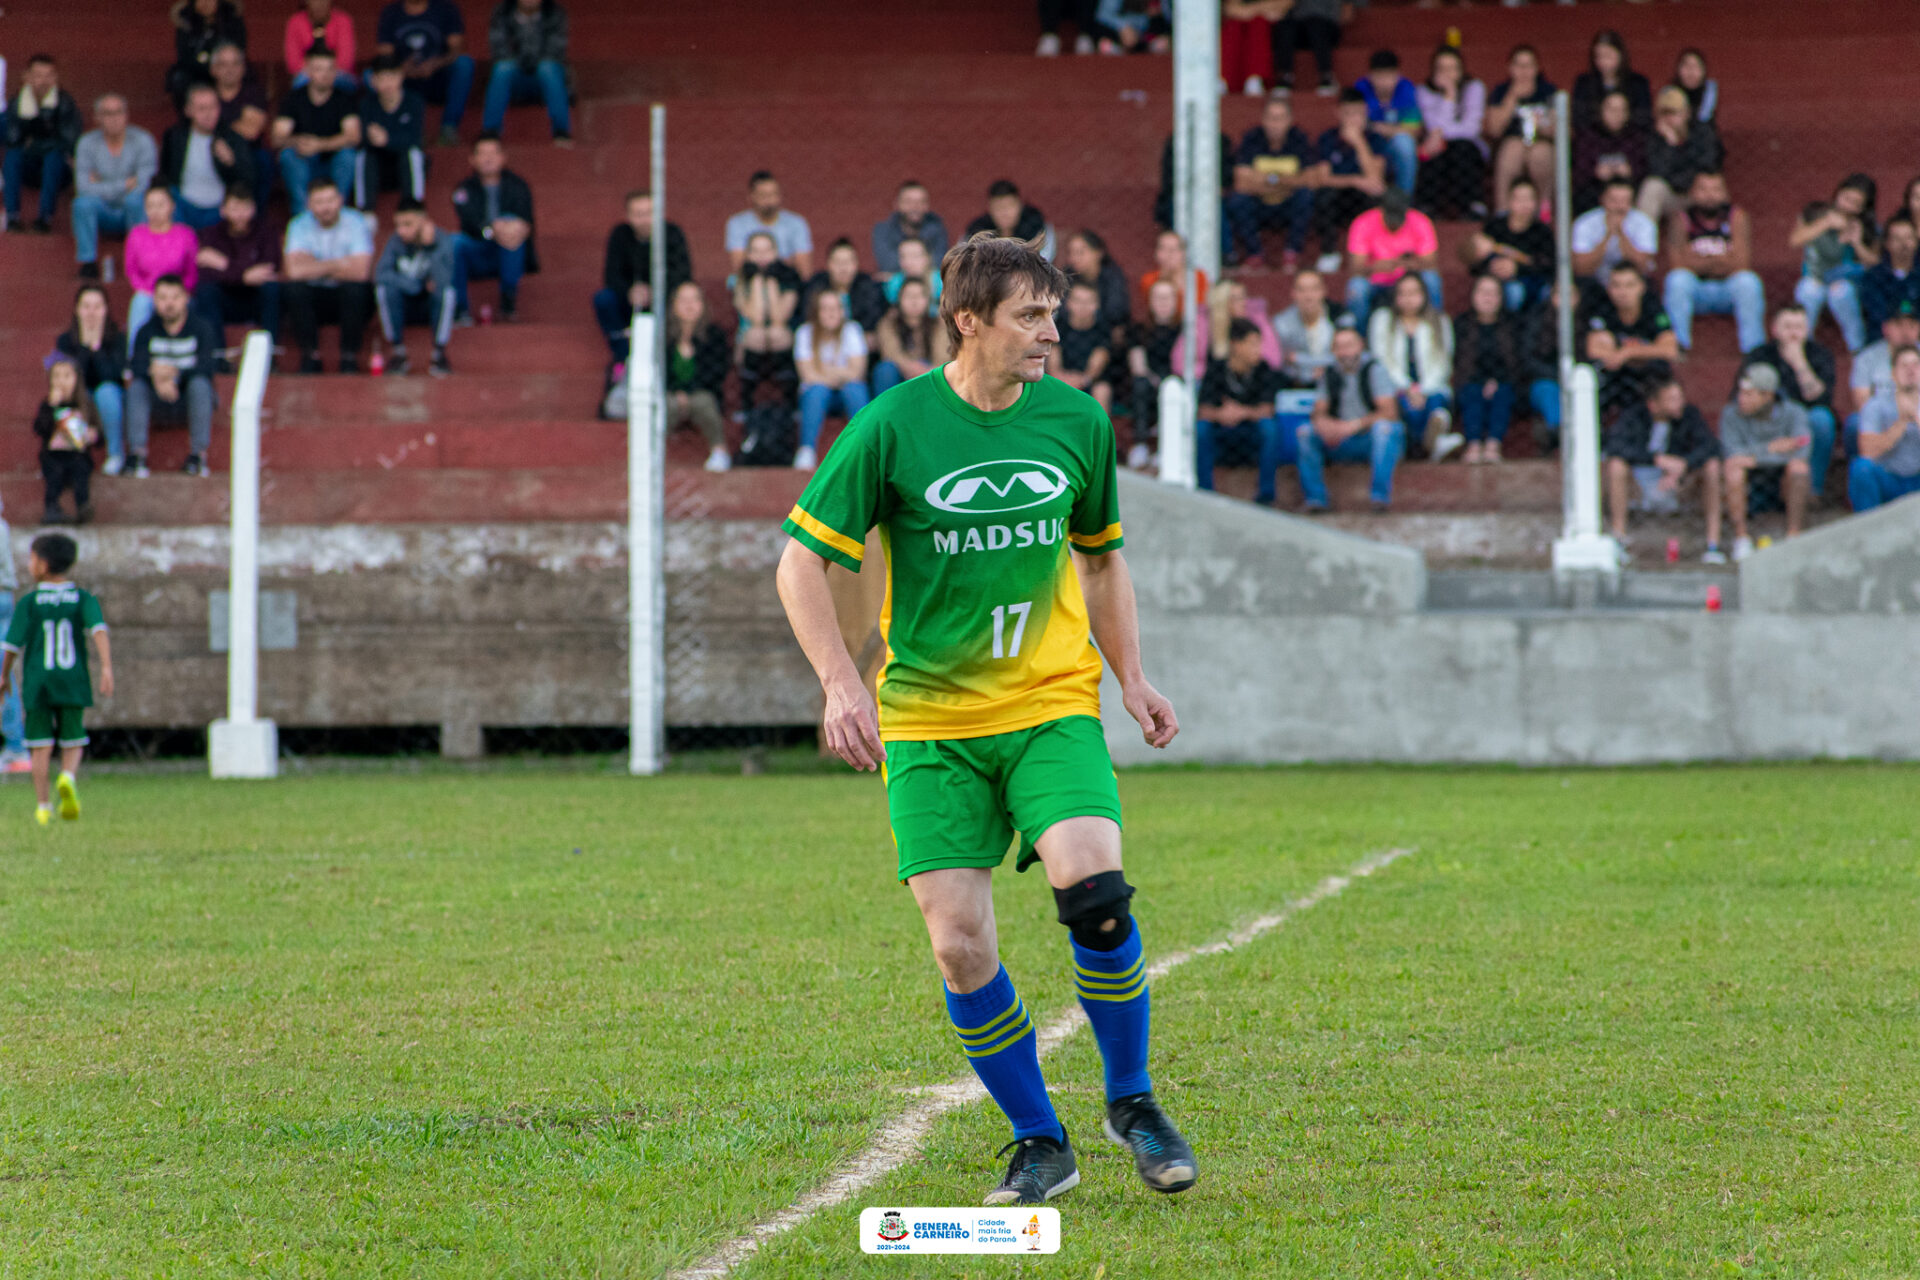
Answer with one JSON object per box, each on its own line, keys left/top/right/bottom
{"left": 1738, "top": 364, "right": 1779, "bottom": 396}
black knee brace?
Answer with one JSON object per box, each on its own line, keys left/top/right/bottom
{"left": 1053, "top": 871, "right": 1135, "bottom": 951}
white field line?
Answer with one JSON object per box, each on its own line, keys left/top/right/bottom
{"left": 665, "top": 847, "right": 1415, "bottom": 1280}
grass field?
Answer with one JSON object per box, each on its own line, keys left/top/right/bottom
{"left": 2, "top": 762, "right": 1917, "bottom": 1278}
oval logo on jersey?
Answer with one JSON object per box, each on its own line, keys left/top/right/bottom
{"left": 924, "top": 460, "right": 1071, "bottom": 514}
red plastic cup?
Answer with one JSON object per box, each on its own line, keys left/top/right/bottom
{"left": 479, "top": 303, "right": 495, "bottom": 326}
{"left": 1666, "top": 537, "right": 1680, "bottom": 564}
{"left": 368, "top": 350, "right": 386, "bottom": 376}
{"left": 1705, "top": 584, "right": 1723, "bottom": 613}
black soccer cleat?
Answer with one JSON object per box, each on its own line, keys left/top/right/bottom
{"left": 1104, "top": 1092, "right": 1198, "bottom": 1194}
{"left": 983, "top": 1131, "right": 1079, "bottom": 1206}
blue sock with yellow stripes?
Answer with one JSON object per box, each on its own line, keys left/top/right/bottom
{"left": 945, "top": 966, "right": 1062, "bottom": 1142}
{"left": 1072, "top": 924, "right": 1152, "bottom": 1100}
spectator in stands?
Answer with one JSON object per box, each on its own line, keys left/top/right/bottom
{"left": 1310, "top": 89, "right": 1388, "bottom": 274}
{"left": 1125, "top": 278, "right": 1181, "bottom": 469}
{"left": 1300, "top": 320, "right": 1402, "bottom": 512}
{"left": 965, "top": 179, "right": 1054, "bottom": 259}
{"left": 1672, "top": 47, "right": 1718, "bottom": 127}
{"left": 1572, "top": 176, "right": 1658, "bottom": 287}
{"left": 1584, "top": 263, "right": 1678, "bottom": 418}
{"left": 483, "top": 0, "right": 572, "bottom": 146}
{"left": 734, "top": 231, "right": 801, "bottom": 411}
{"left": 1571, "top": 29, "right": 1651, "bottom": 132}
{"left": 375, "top": 196, "right": 455, "bottom": 377}
{"left": 34, "top": 358, "right": 101, "bottom": 526}
{"left": 4, "top": 55, "right": 82, "bottom": 233}
{"left": 1220, "top": 0, "right": 1279, "bottom": 97}
{"left": 1849, "top": 344, "right": 1920, "bottom": 514}
{"left": 1484, "top": 44, "right": 1555, "bottom": 213}
{"left": 1603, "top": 375, "right": 1724, "bottom": 561}
{"left": 1155, "top": 128, "right": 1233, "bottom": 231}
{"left": 1035, "top": 0, "right": 1098, "bottom": 57}
{"left": 1571, "top": 89, "right": 1646, "bottom": 216}
{"left": 1862, "top": 216, "right": 1920, "bottom": 335}
{"left": 272, "top": 42, "right": 362, "bottom": 201}
{"left": 726, "top": 170, "right": 813, "bottom": 277}
{"left": 660, "top": 281, "right": 733, "bottom": 473}
{"left": 160, "top": 84, "right": 250, "bottom": 230}
{"left": 70, "top": 94, "right": 157, "bottom": 277}
{"left": 193, "top": 185, "right": 282, "bottom": 354}
{"left": 1638, "top": 86, "right": 1720, "bottom": 224}
{"left": 1370, "top": 272, "right": 1458, "bottom": 462}
{"left": 802, "top": 238, "right": 888, "bottom": 337}
{"left": 450, "top": 132, "right": 536, "bottom": 322}
{"left": 1092, "top": 0, "right": 1169, "bottom": 56}
{"left": 1467, "top": 177, "right": 1552, "bottom": 313}
{"left": 1138, "top": 228, "right": 1206, "bottom": 315}
{"left": 1524, "top": 285, "right": 1564, "bottom": 449}
{"left": 593, "top": 190, "right": 691, "bottom": 367}
{"left": 1355, "top": 49, "right": 1420, "bottom": 197}
{"left": 1851, "top": 303, "right": 1920, "bottom": 428}
{"left": 168, "top": 0, "right": 249, "bottom": 110}
{"left": 1270, "top": 0, "right": 1346, "bottom": 97}
{"left": 55, "top": 286, "right": 127, "bottom": 475}
{"left": 1899, "top": 177, "right": 1920, "bottom": 235}
{"left": 285, "top": 0, "right": 358, "bottom": 89}
{"left": 1273, "top": 268, "right": 1340, "bottom": 386}
{"left": 1413, "top": 45, "right": 1486, "bottom": 222}
{"left": 1345, "top": 185, "right": 1440, "bottom": 322}
{"left": 1196, "top": 317, "right": 1289, "bottom": 505}
{"left": 1793, "top": 174, "right": 1880, "bottom": 355}
{"left": 127, "top": 274, "right": 220, "bottom": 478}
{"left": 208, "top": 42, "right": 273, "bottom": 196}
{"left": 376, "top": 0, "right": 475, "bottom": 146}
{"left": 1178, "top": 277, "right": 1281, "bottom": 373}
{"left": 1720, "top": 364, "right": 1812, "bottom": 557}
{"left": 1049, "top": 280, "right": 1114, "bottom": 412}
{"left": 1226, "top": 91, "right": 1319, "bottom": 274}
{"left": 125, "top": 185, "right": 200, "bottom": 342}
{"left": 1063, "top": 228, "right": 1130, "bottom": 340}
{"left": 884, "top": 236, "right": 941, "bottom": 307}
{"left": 355, "top": 55, "right": 427, "bottom": 208}
{"left": 792, "top": 290, "right": 869, "bottom": 472}
{"left": 871, "top": 181, "right": 949, "bottom": 277}
{"left": 1739, "top": 304, "right": 1836, "bottom": 499}
{"left": 1663, "top": 171, "right": 1763, "bottom": 355}
{"left": 873, "top": 276, "right": 950, "bottom": 396}
{"left": 1453, "top": 274, "right": 1523, "bottom": 465}
{"left": 283, "top": 175, "right": 374, "bottom": 373}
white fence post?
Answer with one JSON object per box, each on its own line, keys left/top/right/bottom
{"left": 208, "top": 329, "right": 279, "bottom": 779}
{"left": 1157, "top": 377, "right": 1197, "bottom": 490}
{"left": 1552, "top": 364, "right": 1620, "bottom": 575}
{"left": 628, "top": 305, "right": 665, "bottom": 775}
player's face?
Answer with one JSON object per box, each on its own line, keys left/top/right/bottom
{"left": 976, "top": 285, "right": 1057, "bottom": 383}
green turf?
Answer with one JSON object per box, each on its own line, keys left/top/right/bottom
{"left": 1, "top": 766, "right": 1915, "bottom": 1278}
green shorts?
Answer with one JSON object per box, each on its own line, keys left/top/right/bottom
{"left": 24, "top": 705, "right": 87, "bottom": 749}
{"left": 884, "top": 714, "right": 1122, "bottom": 883}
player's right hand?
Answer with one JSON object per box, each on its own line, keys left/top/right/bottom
{"left": 823, "top": 679, "right": 885, "bottom": 772}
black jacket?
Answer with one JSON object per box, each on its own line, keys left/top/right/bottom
{"left": 1453, "top": 314, "right": 1525, "bottom": 387}
{"left": 1571, "top": 68, "right": 1653, "bottom": 131}
{"left": 169, "top": 0, "right": 248, "bottom": 99}
{"left": 55, "top": 329, "right": 129, "bottom": 393}
{"left": 451, "top": 170, "right": 540, "bottom": 273}
{"left": 603, "top": 221, "right": 692, "bottom": 299}
{"left": 158, "top": 120, "right": 256, "bottom": 194}
{"left": 1735, "top": 340, "right": 1837, "bottom": 413}
{"left": 1604, "top": 402, "right": 1719, "bottom": 468}
{"left": 801, "top": 270, "right": 888, "bottom": 334}
{"left": 965, "top": 203, "right": 1048, "bottom": 245}
{"left": 131, "top": 311, "right": 222, "bottom": 386}
{"left": 666, "top": 322, "right": 732, "bottom": 397}
{"left": 6, "top": 89, "right": 84, "bottom": 156}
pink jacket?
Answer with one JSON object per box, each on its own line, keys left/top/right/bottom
{"left": 285, "top": 11, "right": 357, "bottom": 76}
{"left": 126, "top": 223, "right": 200, "bottom": 294}
{"left": 1170, "top": 296, "right": 1284, "bottom": 375}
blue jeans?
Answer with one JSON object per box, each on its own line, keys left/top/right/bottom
{"left": 799, "top": 381, "right": 870, "bottom": 449}
{"left": 1806, "top": 405, "right": 1836, "bottom": 497}
{"left": 1196, "top": 415, "right": 1294, "bottom": 502}
{"left": 1296, "top": 417, "right": 1405, "bottom": 508}
{"left": 871, "top": 360, "right": 912, "bottom": 395}
{"left": 414, "top": 55, "right": 476, "bottom": 129}
{"left": 1796, "top": 269, "right": 1866, "bottom": 354}
{"left": 128, "top": 292, "right": 156, "bottom": 355}
{"left": 1665, "top": 269, "right": 1765, "bottom": 352}
{"left": 482, "top": 59, "right": 570, "bottom": 137}
{"left": 1847, "top": 455, "right": 1920, "bottom": 512}
{"left": 170, "top": 188, "right": 223, "bottom": 230}
{"left": 1223, "top": 190, "right": 1313, "bottom": 259}
{"left": 194, "top": 278, "right": 283, "bottom": 343}
{"left": 454, "top": 234, "right": 528, "bottom": 312}
{"left": 1381, "top": 130, "right": 1419, "bottom": 195}
{"left": 1502, "top": 277, "right": 1549, "bottom": 313}
{"left": 1399, "top": 388, "right": 1453, "bottom": 445}
{"left": 592, "top": 286, "right": 629, "bottom": 360}
{"left": 1529, "top": 379, "right": 1561, "bottom": 439}
{"left": 92, "top": 381, "right": 126, "bottom": 461}
{"left": 1457, "top": 383, "right": 1514, "bottom": 442}
{"left": 4, "top": 146, "right": 71, "bottom": 220}
{"left": 0, "top": 591, "right": 20, "bottom": 754}
{"left": 278, "top": 148, "right": 358, "bottom": 203}
{"left": 1345, "top": 270, "right": 1444, "bottom": 326}
{"left": 70, "top": 190, "right": 146, "bottom": 263}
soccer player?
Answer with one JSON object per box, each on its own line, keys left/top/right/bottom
{"left": 0, "top": 534, "right": 114, "bottom": 827}
{"left": 775, "top": 232, "right": 1195, "bottom": 1206}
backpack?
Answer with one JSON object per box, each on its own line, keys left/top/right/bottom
{"left": 1320, "top": 355, "right": 1382, "bottom": 417}
{"left": 734, "top": 403, "right": 797, "bottom": 467}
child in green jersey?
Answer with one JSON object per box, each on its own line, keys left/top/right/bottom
{"left": 0, "top": 534, "right": 115, "bottom": 826}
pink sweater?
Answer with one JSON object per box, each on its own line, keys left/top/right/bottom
{"left": 125, "top": 223, "right": 200, "bottom": 294}
{"left": 285, "top": 12, "right": 357, "bottom": 76}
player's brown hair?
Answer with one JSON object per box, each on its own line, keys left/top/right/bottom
{"left": 938, "top": 231, "right": 1068, "bottom": 351}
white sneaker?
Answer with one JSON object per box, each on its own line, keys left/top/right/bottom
{"left": 1073, "top": 34, "right": 1094, "bottom": 54}
{"left": 1036, "top": 32, "right": 1061, "bottom": 56}
{"left": 1314, "top": 252, "right": 1343, "bottom": 274}
{"left": 704, "top": 445, "right": 732, "bottom": 473}
{"left": 1731, "top": 535, "right": 1754, "bottom": 562}
{"left": 1702, "top": 545, "right": 1728, "bottom": 565}
{"left": 1243, "top": 75, "right": 1265, "bottom": 96}
{"left": 1126, "top": 442, "right": 1151, "bottom": 470}
{"left": 101, "top": 455, "right": 125, "bottom": 477}
{"left": 792, "top": 444, "right": 818, "bottom": 471}
{"left": 1431, "top": 432, "right": 1466, "bottom": 464}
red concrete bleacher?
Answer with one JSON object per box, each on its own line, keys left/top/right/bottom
{"left": 0, "top": 0, "right": 1908, "bottom": 526}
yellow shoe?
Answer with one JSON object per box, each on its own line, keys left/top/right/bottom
{"left": 55, "top": 773, "right": 80, "bottom": 821}
{"left": 35, "top": 806, "right": 51, "bottom": 827}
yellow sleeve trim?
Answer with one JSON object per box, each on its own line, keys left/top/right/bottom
{"left": 1069, "top": 522, "right": 1123, "bottom": 549}
{"left": 787, "top": 505, "right": 865, "bottom": 563}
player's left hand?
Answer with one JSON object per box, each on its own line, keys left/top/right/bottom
{"left": 97, "top": 669, "right": 114, "bottom": 699}
{"left": 1124, "top": 681, "right": 1178, "bottom": 749}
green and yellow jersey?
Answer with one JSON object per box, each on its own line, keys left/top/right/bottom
{"left": 3, "top": 581, "right": 107, "bottom": 709}
{"left": 784, "top": 367, "right": 1124, "bottom": 743}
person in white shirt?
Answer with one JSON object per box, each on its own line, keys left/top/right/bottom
{"left": 792, "top": 290, "right": 869, "bottom": 471}
{"left": 1369, "top": 272, "right": 1460, "bottom": 461}
{"left": 1572, "top": 177, "right": 1658, "bottom": 285}
{"left": 724, "top": 169, "right": 813, "bottom": 277}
